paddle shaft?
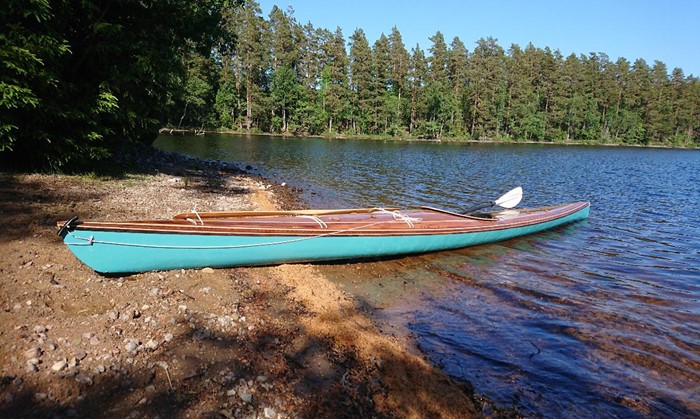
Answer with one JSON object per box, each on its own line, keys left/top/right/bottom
{"left": 462, "top": 187, "right": 523, "bottom": 214}
{"left": 461, "top": 202, "right": 494, "bottom": 215}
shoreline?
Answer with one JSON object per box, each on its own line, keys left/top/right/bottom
{"left": 159, "top": 127, "right": 700, "bottom": 150}
{"left": 0, "top": 148, "right": 487, "bottom": 418}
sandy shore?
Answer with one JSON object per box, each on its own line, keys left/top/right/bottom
{"left": 0, "top": 151, "right": 484, "bottom": 418}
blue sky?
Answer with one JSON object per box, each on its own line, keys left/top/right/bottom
{"left": 257, "top": 0, "right": 700, "bottom": 76}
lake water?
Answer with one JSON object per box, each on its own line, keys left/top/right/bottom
{"left": 155, "top": 134, "right": 700, "bottom": 417}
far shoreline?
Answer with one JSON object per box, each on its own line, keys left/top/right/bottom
{"left": 158, "top": 127, "right": 700, "bottom": 150}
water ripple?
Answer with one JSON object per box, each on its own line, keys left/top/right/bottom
{"left": 156, "top": 134, "right": 700, "bottom": 417}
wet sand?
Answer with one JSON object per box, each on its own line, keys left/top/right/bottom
{"left": 0, "top": 150, "right": 484, "bottom": 418}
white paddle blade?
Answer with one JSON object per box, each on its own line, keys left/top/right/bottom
{"left": 494, "top": 187, "right": 523, "bottom": 209}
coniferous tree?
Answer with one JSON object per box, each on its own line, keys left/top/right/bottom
{"left": 646, "top": 60, "right": 673, "bottom": 143}
{"left": 468, "top": 37, "right": 507, "bottom": 139}
{"left": 213, "top": 13, "right": 698, "bottom": 146}
{"left": 627, "top": 58, "right": 652, "bottom": 143}
{"left": 268, "top": 6, "right": 300, "bottom": 71}
{"left": 681, "top": 76, "right": 700, "bottom": 145}
{"left": 214, "top": 80, "right": 239, "bottom": 128}
{"left": 608, "top": 57, "right": 630, "bottom": 141}
{"left": 388, "top": 27, "right": 410, "bottom": 133}
{"left": 538, "top": 47, "right": 561, "bottom": 141}
{"left": 506, "top": 43, "right": 544, "bottom": 141}
{"left": 428, "top": 32, "right": 449, "bottom": 86}
{"left": 596, "top": 53, "right": 618, "bottom": 140}
{"left": 447, "top": 37, "right": 470, "bottom": 137}
{"left": 424, "top": 32, "right": 451, "bottom": 138}
{"left": 373, "top": 34, "right": 392, "bottom": 133}
{"left": 296, "top": 23, "right": 324, "bottom": 134}
{"left": 670, "top": 69, "right": 696, "bottom": 145}
{"left": 576, "top": 53, "right": 602, "bottom": 141}
{"left": 270, "top": 65, "right": 300, "bottom": 132}
{"left": 612, "top": 58, "right": 647, "bottom": 144}
{"left": 319, "top": 28, "right": 350, "bottom": 133}
{"left": 407, "top": 45, "right": 428, "bottom": 135}
{"left": 267, "top": 5, "right": 302, "bottom": 132}
{"left": 559, "top": 53, "right": 584, "bottom": 140}
{"left": 349, "top": 29, "right": 374, "bottom": 134}
{"left": 230, "top": 0, "right": 268, "bottom": 130}
{"left": 176, "top": 51, "right": 219, "bottom": 129}
{"left": 5, "top": 0, "right": 699, "bottom": 169}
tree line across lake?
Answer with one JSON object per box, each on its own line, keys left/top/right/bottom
{"left": 2, "top": 1, "right": 698, "bottom": 170}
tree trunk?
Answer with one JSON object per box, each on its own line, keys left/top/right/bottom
{"left": 470, "top": 95, "right": 479, "bottom": 136}
{"left": 282, "top": 102, "right": 287, "bottom": 132}
{"left": 397, "top": 90, "right": 402, "bottom": 123}
{"left": 409, "top": 90, "right": 417, "bottom": 133}
{"left": 245, "top": 76, "right": 252, "bottom": 130}
{"left": 178, "top": 103, "right": 188, "bottom": 128}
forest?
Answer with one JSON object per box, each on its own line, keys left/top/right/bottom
{"left": 2, "top": 0, "right": 699, "bottom": 170}
{"left": 183, "top": 1, "right": 699, "bottom": 147}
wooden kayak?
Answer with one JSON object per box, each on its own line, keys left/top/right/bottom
{"left": 57, "top": 202, "right": 590, "bottom": 274}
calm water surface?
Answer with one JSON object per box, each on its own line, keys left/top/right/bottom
{"left": 156, "top": 134, "right": 700, "bottom": 417}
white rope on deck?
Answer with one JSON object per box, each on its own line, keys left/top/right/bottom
{"left": 295, "top": 215, "right": 328, "bottom": 229}
{"left": 371, "top": 207, "right": 422, "bottom": 228}
{"left": 185, "top": 205, "right": 204, "bottom": 225}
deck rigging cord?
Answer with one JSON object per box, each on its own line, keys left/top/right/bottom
{"left": 65, "top": 210, "right": 422, "bottom": 250}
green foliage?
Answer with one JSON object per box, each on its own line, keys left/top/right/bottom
{"left": 349, "top": 29, "right": 373, "bottom": 134}
{"left": 1, "top": 0, "right": 228, "bottom": 170}
{"left": 388, "top": 26, "right": 409, "bottom": 124}
{"left": 270, "top": 65, "right": 300, "bottom": 132}
{"left": 215, "top": 81, "right": 239, "bottom": 128}
{"left": 1, "top": 0, "right": 67, "bottom": 157}
{"left": 212, "top": 15, "right": 696, "bottom": 147}
{"left": 172, "top": 50, "right": 220, "bottom": 129}
{"left": 3, "top": 0, "right": 698, "bottom": 167}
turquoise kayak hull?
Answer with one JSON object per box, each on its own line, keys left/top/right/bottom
{"left": 60, "top": 204, "right": 589, "bottom": 274}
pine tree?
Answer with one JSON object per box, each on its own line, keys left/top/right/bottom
{"left": 594, "top": 53, "right": 618, "bottom": 140}
{"left": 349, "top": 29, "right": 373, "bottom": 134}
{"left": 270, "top": 65, "right": 299, "bottom": 132}
{"left": 373, "top": 34, "right": 392, "bottom": 133}
{"left": 646, "top": 60, "right": 673, "bottom": 143}
{"left": 407, "top": 45, "right": 428, "bottom": 135}
{"left": 509, "top": 43, "right": 548, "bottom": 141}
{"left": 669, "top": 69, "right": 698, "bottom": 145}
{"left": 447, "top": 37, "right": 469, "bottom": 137}
{"left": 268, "top": 5, "right": 300, "bottom": 72}
{"left": 467, "top": 37, "right": 507, "bottom": 139}
{"left": 428, "top": 32, "right": 449, "bottom": 86}
{"left": 388, "top": 27, "right": 410, "bottom": 133}
{"left": 540, "top": 47, "right": 564, "bottom": 141}
{"left": 296, "top": 23, "right": 324, "bottom": 134}
{"left": 177, "top": 51, "right": 219, "bottom": 129}
{"left": 627, "top": 58, "right": 652, "bottom": 144}
{"left": 682, "top": 76, "right": 700, "bottom": 146}
{"left": 268, "top": 5, "right": 302, "bottom": 132}
{"left": 229, "top": 0, "right": 268, "bottom": 130}
{"left": 607, "top": 57, "right": 631, "bottom": 141}
{"left": 319, "top": 28, "right": 349, "bottom": 133}
{"left": 423, "top": 32, "right": 451, "bottom": 138}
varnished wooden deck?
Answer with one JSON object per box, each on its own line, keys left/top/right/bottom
{"left": 63, "top": 202, "right": 590, "bottom": 237}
